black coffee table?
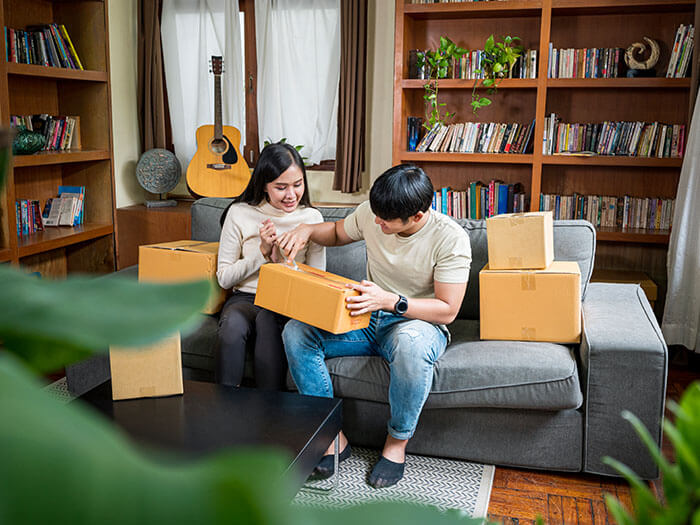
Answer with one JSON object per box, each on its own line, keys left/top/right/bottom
{"left": 78, "top": 380, "right": 342, "bottom": 494}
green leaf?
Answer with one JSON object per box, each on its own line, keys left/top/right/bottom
{"left": 493, "top": 63, "right": 503, "bottom": 73}
{"left": 440, "top": 36, "right": 448, "bottom": 49}
{"left": 485, "top": 35, "right": 495, "bottom": 52}
{"left": 478, "top": 98, "right": 492, "bottom": 106}
{"left": 621, "top": 410, "right": 674, "bottom": 478}
{"left": 604, "top": 494, "right": 635, "bottom": 525}
{"left": 0, "top": 266, "right": 211, "bottom": 373}
{"left": 482, "top": 79, "right": 495, "bottom": 87}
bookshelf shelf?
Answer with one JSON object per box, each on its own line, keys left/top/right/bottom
{"left": 0, "top": 0, "right": 116, "bottom": 276}
{"left": 400, "top": 152, "right": 534, "bottom": 164}
{"left": 547, "top": 77, "right": 691, "bottom": 88}
{"left": 551, "top": 0, "right": 694, "bottom": 15}
{"left": 542, "top": 155, "right": 684, "bottom": 167}
{"left": 596, "top": 227, "right": 671, "bottom": 244}
{"left": 12, "top": 150, "right": 111, "bottom": 167}
{"left": 402, "top": 78, "right": 538, "bottom": 89}
{"left": 5, "top": 62, "right": 108, "bottom": 83}
{"left": 404, "top": 1, "right": 542, "bottom": 19}
{"left": 17, "top": 223, "right": 114, "bottom": 258}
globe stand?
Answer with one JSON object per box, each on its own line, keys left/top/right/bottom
{"left": 145, "top": 193, "right": 177, "bottom": 208}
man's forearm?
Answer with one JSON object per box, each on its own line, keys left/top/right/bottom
{"left": 393, "top": 296, "right": 459, "bottom": 325}
{"left": 309, "top": 221, "right": 342, "bottom": 247}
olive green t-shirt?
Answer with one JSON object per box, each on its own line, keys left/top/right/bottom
{"left": 343, "top": 201, "right": 472, "bottom": 299}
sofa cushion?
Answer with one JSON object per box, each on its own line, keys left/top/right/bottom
{"left": 457, "top": 219, "right": 596, "bottom": 320}
{"left": 322, "top": 319, "right": 583, "bottom": 411}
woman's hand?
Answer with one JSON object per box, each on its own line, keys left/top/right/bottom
{"left": 345, "top": 280, "right": 398, "bottom": 316}
{"left": 259, "top": 219, "right": 278, "bottom": 259}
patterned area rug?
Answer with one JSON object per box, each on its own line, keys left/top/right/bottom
{"left": 45, "top": 378, "right": 494, "bottom": 517}
{"left": 295, "top": 447, "right": 494, "bottom": 517}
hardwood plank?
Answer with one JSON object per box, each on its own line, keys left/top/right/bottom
{"left": 562, "top": 496, "right": 579, "bottom": 524}
{"left": 591, "top": 500, "right": 611, "bottom": 525}
{"left": 488, "top": 487, "right": 547, "bottom": 521}
{"left": 547, "top": 494, "right": 564, "bottom": 524}
{"left": 576, "top": 498, "right": 594, "bottom": 524}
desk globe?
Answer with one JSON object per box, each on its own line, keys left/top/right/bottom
{"left": 136, "top": 148, "right": 181, "bottom": 207}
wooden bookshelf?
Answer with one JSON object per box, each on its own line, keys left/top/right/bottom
{"left": 0, "top": 0, "right": 115, "bottom": 277}
{"left": 393, "top": 0, "right": 697, "bottom": 309}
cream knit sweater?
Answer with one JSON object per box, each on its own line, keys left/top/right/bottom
{"left": 217, "top": 201, "right": 325, "bottom": 294}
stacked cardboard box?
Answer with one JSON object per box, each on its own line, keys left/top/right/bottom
{"left": 110, "top": 239, "right": 226, "bottom": 401}
{"left": 480, "top": 212, "right": 582, "bottom": 343}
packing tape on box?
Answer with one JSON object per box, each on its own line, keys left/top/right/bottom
{"left": 520, "top": 273, "right": 537, "bottom": 290}
{"left": 521, "top": 327, "right": 537, "bottom": 339}
{"left": 277, "top": 263, "right": 348, "bottom": 291}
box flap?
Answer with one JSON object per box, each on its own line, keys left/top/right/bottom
{"left": 482, "top": 261, "right": 580, "bottom": 275}
{"left": 142, "top": 240, "right": 219, "bottom": 255}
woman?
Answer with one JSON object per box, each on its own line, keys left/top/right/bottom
{"left": 216, "top": 142, "right": 325, "bottom": 389}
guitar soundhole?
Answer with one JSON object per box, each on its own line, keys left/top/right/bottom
{"left": 209, "top": 138, "right": 229, "bottom": 155}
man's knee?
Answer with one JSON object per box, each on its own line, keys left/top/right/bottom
{"left": 389, "top": 322, "right": 443, "bottom": 365}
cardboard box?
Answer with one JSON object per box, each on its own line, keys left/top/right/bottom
{"left": 138, "top": 240, "right": 226, "bottom": 314}
{"left": 109, "top": 333, "right": 183, "bottom": 401}
{"left": 255, "top": 263, "right": 371, "bottom": 334}
{"left": 480, "top": 261, "right": 581, "bottom": 343}
{"left": 486, "top": 211, "right": 554, "bottom": 270}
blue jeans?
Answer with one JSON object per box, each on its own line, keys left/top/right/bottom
{"left": 283, "top": 311, "right": 448, "bottom": 440}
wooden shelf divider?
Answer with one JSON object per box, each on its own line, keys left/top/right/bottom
{"left": 5, "top": 62, "right": 108, "bottom": 83}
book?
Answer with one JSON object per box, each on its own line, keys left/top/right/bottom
{"left": 58, "top": 185, "right": 85, "bottom": 225}
{"left": 43, "top": 198, "right": 61, "bottom": 227}
{"left": 57, "top": 196, "right": 77, "bottom": 226}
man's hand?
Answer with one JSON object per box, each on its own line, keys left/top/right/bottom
{"left": 259, "top": 219, "right": 278, "bottom": 259}
{"left": 345, "top": 280, "right": 398, "bottom": 316}
{"left": 277, "top": 224, "right": 314, "bottom": 263}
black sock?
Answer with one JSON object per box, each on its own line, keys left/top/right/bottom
{"left": 309, "top": 443, "right": 351, "bottom": 480}
{"left": 368, "top": 455, "right": 405, "bottom": 488}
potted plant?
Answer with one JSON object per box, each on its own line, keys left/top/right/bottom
{"left": 416, "top": 36, "right": 467, "bottom": 130}
{"left": 470, "top": 35, "right": 524, "bottom": 114}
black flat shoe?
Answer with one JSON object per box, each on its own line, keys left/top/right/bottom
{"left": 308, "top": 443, "right": 352, "bottom": 480}
{"left": 368, "top": 455, "right": 405, "bottom": 488}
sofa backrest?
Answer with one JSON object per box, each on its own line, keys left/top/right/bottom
{"left": 191, "top": 198, "right": 367, "bottom": 283}
{"left": 192, "top": 199, "right": 595, "bottom": 321}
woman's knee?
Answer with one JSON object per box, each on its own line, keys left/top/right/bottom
{"left": 218, "top": 309, "right": 253, "bottom": 343}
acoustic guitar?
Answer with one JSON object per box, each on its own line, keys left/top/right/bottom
{"left": 186, "top": 56, "right": 250, "bottom": 198}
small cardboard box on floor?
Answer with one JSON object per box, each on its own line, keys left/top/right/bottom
{"left": 486, "top": 211, "right": 554, "bottom": 270}
{"left": 255, "top": 262, "right": 371, "bottom": 334}
{"left": 480, "top": 261, "right": 582, "bottom": 343}
{"left": 110, "top": 239, "right": 226, "bottom": 401}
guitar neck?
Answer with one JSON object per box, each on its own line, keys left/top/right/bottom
{"left": 214, "top": 74, "right": 223, "bottom": 140}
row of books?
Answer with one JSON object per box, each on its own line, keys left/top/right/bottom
{"left": 408, "top": 49, "right": 537, "bottom": 80}
{"left": 15, "top": 186, "right": 86, "bottom": 237}
{"left": 433, "top": 182, "right": 528, "bottom": 220}
{"left": 547, "top": 45, "right": 623, "bottom": 79}
{"left": 10, "top": 114, "right": 79, "bottom": 152}
{"left": 539, "top": 193, "right": 675, "bottom": 232}
{"left": 415, "top": 120, "right": 536, "bottom": 154}
{"left": 542, "top": 115, "right": 685, "bottom": 158}
{"left": 666, "top": 24, "right": 694, "bottom": 78}
{"left": 4, "top": 23, "right": 83, "bottom": 69}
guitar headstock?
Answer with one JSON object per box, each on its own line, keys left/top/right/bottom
{"left": 210, "top": 56, "right": 224, "bottom": 75}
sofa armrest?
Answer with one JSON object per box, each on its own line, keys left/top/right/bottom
{"left": 579, "top": 282, "right": 667, "bottom": 479}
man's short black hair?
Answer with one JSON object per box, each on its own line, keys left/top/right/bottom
{"left": 369, "top": 164, "right": 434, "bottom": 222}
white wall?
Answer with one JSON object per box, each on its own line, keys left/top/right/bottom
{"left": 109, "top": 0, "right": 394, "bottom": 207}
{"left": 109, "top": 0, "right": 143, "bottom": 208}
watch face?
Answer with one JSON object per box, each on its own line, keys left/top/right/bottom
{"left": 395, "top": 296, "right": 408, "bottom": 314}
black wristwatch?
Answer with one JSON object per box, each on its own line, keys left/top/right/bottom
{"left": 394, "top": 295, "right": 408, "bottom": 315}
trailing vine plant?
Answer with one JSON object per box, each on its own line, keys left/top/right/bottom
{"left": 471, "top": 35, "right": 524, "bottom": 113}
{"left": 416, "top": 37, "right": 467, "bottom": 130}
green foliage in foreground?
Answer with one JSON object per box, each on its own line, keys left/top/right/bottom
{"left": 603, "top": 381, "right": 700, "bottom": 525}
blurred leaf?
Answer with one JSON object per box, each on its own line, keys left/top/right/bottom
{"left": 0, "top": 353, "right": 293, "bottom": 524}
{"left": 0, "top": 266, "right": 211, "bottom": 372}
{"left": 479, "top": 98, "right": 492, "bottom": 106}
{"left": 485, "top": 35, "right": 495, "bottom": 52}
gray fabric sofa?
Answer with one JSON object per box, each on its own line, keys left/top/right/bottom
{"left": 68, "top": 197, "right": 668, "bottom": 479}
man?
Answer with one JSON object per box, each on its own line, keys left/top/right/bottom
{"left": 277, "top": 164, "right": 471, "bottom": 488}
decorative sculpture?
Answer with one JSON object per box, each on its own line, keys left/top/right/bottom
{"left": 625, "top": 37, "right": 660, "bottom": 77}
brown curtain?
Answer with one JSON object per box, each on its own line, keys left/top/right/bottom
{"left": 137, "top": 0, "right": 173, "bottom": 152}
{"left": 333, "top": 0, "right": 367, "bottom": 193}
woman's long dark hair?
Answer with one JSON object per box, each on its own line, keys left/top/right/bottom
{"left": 220, "top": 142, "right": 312, "bottom": 227}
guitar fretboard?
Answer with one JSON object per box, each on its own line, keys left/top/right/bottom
{"left": 214, "top": 74, "right": 222, "bottom": 140}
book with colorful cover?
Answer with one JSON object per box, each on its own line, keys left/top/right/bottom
{"left": 58, "top": 185, "right": 85, "bottom": 225}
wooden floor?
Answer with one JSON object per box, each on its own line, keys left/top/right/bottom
{"left": 486, "top": 347, "right": 700, "bottom": 525}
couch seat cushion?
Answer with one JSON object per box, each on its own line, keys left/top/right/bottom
{"left": 325, "top": 319, "right": 583, "bottom": 411}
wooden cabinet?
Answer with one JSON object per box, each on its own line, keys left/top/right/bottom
{"left": 0, "top": 0, "right": 115, "bottom": 277}
{"left": 116, "top": 201, "right": 193, "bottom": 270}
{"left": 393, "top": 0, "right": 698, "bottom": 303}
